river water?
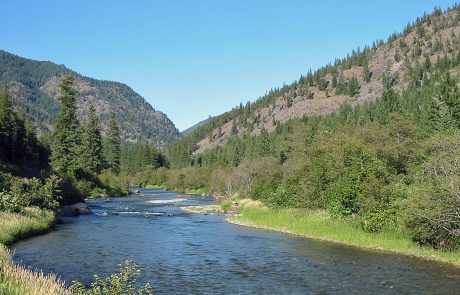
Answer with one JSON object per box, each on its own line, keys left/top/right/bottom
{"left": 12, "top": 189, "right": 460, "bottom": 294}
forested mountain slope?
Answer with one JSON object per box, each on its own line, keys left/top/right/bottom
{"left": 0, "top": 50, "right": 179, "bottom": 145}
{"left": 145, "top": 6, "right": 460, "bottom": 253}
{"left": 170, "top": 6, "right": 460, "bottom": 157}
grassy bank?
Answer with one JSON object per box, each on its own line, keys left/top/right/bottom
{"left": 0, "top": 208, "right": 68, "bottom": 295}
{"left": 227, "top": 199, "right": 460, "bottom": 267}
{"left": 0, "top": 208, "right": 55, "bottom": 246}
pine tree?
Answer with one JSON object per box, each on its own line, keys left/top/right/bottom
{"left": 231, "top": 119, "right": 238, "bottom": 136}
{"left": 82, "top": 105, "right": 104, "bottom": 174}
{"left": 363, "top": 63, "right": 371, "bottom": 82}
{"left": 348, "top": 76, "right": 360, "bottom": 97}
{"left": 50, "top": 74, "right": 82, "bottom": 175}
{"left": 0, "top": 86, "right": 15, "bottom": 161}
{"left": 105, "top": 112, "right": 121, "bottom": 173}
{"left": 258, "top": 128, "right": 272, "bottom": 156}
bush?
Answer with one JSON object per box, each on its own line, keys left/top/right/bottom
{"left": 361, "top": 210, "right": 396, "bottom": 233}
{"left": 8, "top": 176, "right": 61, "bottom": 210}
{"left": 0, "top": 191, "right": 21, "bottom": 213}
{"left": 69, "top": 261, "right": 154, "bottom": 295}
{"left": 401, "top": 132, "right": 460, "bottom": 250}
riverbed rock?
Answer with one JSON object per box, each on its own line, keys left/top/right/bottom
{"left": 60, "top": 202, "right": 91, "bottom": 217}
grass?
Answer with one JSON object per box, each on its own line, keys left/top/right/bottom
{"left": 227, "top": 199, "right": 460, "bottom": 267}
{"left": 0, "top": 245, "right": 69, "bottom": 295}
{"left": 179, "top": 205, "right": 224, "bottom": 214}
{"left": 0, "top": 208, "right": 68, "bottom": 295}
{"left": 0, "top": 208, "right": 55, "bottom": 246}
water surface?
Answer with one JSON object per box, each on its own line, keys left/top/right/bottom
{"left": 12, "top": 189, "right": 460, "bottom": 294}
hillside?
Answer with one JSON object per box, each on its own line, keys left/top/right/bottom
{"left": 181, "top": 117, "right": 212, "bottom": 136}
{"left": 175, "top": 6, "right": 460, "bottom": 155}
{"left": 0, "top": 50, "right": 179, "bottom": 145}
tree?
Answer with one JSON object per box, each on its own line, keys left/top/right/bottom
{"left": 82, "top": 105, "right": 104, "bottom": 174}
{"left": 105, "top": 112, "right": 121, "bottom": 173}
{"left": 437, "top": 72, "right": 460, "bottom": 126}
{"left": 0, "top": 86, "right": 15, "bottom": 161}
{"left": 50, "top": 74, "right": 82, "bottom": 175}
{"left": 348, "top": 76, "right": 360, "bottom": 97}
{"left": 363, "top": 63, "right": 372, "bottom": 82}
{"left": 231, "top": 119, "right": 238, "bottom": 136}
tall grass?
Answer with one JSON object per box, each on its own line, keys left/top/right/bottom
{"left": 0, "top": 208, "right": 68, "bottom": 295}
{"left": 0, "top": 245, "right": 69, "bottom": 295}
{"left": 0, "top": 208, "right": 55, "bottom": 246}
{"left": 228, "top": 199, "right": 460, "bottom": 267}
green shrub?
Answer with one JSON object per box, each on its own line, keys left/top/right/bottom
{"left": 361, "top": 210, "right": 395, "bottom": 233}
{"left": 0, "top": 191, "right": 21, "bottom": 213}
{"left": 220, "top": 200, "right": 232, "bottom": 212}
{"left": 69, "top": 261, "right": 154, "bottom": 295}
{"left": 8, "top": 176, "right": 61, "bottom": 210}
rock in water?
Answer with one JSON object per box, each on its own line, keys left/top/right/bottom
{"left": 60, "top": 202, "right": 91, "bottom": 217}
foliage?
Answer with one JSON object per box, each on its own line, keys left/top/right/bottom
{"left": 401, "top": 132, "right": 460, "bottom": 250}
{"left": 83, "top": 105, "right": 105, "bottom": 174}
{"left": 50, "top": 74, "right": 82, "bottom": 175}
{"left": 155, "top": 51, "right": 460, "bottom": 250}
{"left": 0, "top": 86, "right": 45, "bottom": 167}
{"left": 105, "top": 113, "right": 121, "bottom": 174}
{"left": 69, "top": 261, "right": 154, "bottom": 295}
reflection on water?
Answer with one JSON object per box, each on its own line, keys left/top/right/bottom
{"left": 12, "top": 189, "right": 460, "bottom": 294}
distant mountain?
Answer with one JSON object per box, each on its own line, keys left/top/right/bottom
{"left": 172, "top": 6, "right": 460, "bottom": 154}
{"left": 181, "top": 117, "right": 212, "bottom": 136}
{"left": 0, "top": 50, "right": 179, "bottom": 146}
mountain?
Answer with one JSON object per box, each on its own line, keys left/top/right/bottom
{"left": 181, "top": 117, "right": 212, "bottom": 136}
{"left": 0, "top": 50, "right": 179, "bottom": 146}
{"left": 173, "top": 6, "right": 460, "bottom": 155}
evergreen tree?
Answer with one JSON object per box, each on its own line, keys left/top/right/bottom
{"left": 363, "top": 63, "right": 372, "bottom": 82}
{"left": 105, "top": 112, "right": 121, "bottom": 173}
{"left": 0, "top": 86, "right": 15, "bottom": 161}
{"left": 50, "top": 74, "right": 82, "bottom": 175}
{"left": 258, "top": 128, "right": 272, "bottom": 156}
{"left": 437, "top": 72, "right": 460, "bottom": 126}
{"left": 82, "top": 105, "right": 104, "bottom": 174}
{"left": 348, "top": 76, "right": 360, "bottom": 97}
{"left": 231, "top": 119, "right": 238, "bottom": 136}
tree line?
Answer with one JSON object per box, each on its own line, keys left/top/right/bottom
{"left": 0, "top": 73, "right": 168, "bottom": 213}
{"left": 143, "top": 51, "right": 460, "bottom": 251}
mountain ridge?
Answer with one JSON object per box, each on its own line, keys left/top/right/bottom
{"left": 170, "top": 5, "right": 460, "bottom": 156}
{"left": 0, "top": 50, "right": 179, "bottom": 146}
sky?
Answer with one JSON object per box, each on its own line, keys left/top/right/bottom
{"left": 0, "top": 1, "right": 458, "bottom": 131}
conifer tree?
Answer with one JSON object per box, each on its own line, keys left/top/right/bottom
{"left": 0, "top": 86, "right": 14, "bottom": 161}
{"left": 437, "top": 72, "right": 460, "bottom": 126}
{"left": 363, "top": 63, "right": 371, "bottom": 82}
{"left": 83, "top": 105, "right": 104, "bottom": 174}
{"left": 348, "top": 76, "right": 360, "bottom": 97}
{"left": 231, "top": 119, "right": 238, "bottom": 136}
{"left": 105, "top": 112, "right": 121, "bottom": 173}
{"left": 50, "top": 74, "right": 82, "bottom": 175}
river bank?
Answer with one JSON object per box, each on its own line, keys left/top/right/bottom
{"left": 0, "top": 208, "right": 68, "bottom": 295}
{"left": 225, "top": 199, "right": 460, "bottom": 268}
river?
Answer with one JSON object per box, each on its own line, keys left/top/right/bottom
{"left": 12, "top": 189, "right": 460, "bottom": 294}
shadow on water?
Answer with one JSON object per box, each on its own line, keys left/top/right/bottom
{"left": 12, "top": 189, "right": 460, "bottom": 294}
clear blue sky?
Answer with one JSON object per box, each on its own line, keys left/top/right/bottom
{"left": 0, "top": 1, "right": 458, "bottom": 131}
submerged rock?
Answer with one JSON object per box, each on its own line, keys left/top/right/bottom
{"left": 60, "top": 202, "right": 91, "bottom": 217}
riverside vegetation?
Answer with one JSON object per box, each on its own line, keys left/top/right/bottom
{"left": 2, "top": 4, "right": 460, "bottom": 294}
{"left": 0, "top": 76, "right": 156, "bottom": 293}
{"left": 138, "top": 6, "right": 460, "bottom": 265}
